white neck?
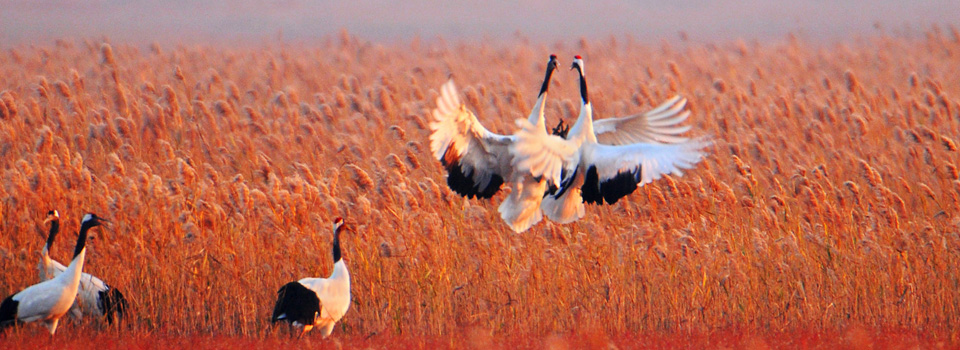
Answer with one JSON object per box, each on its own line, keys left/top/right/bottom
{"left": 329, "top": 259, "right": 350, "bottom": 281}
{"left": 526, "top": 92, "right": 547, "bottom": 127}
{"left": 568, "top": 101, "right": 595, "bottom": 144}
{"left": 58, "top": 248, "right": 86, "bottom": 285}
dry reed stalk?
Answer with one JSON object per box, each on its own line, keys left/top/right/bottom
{"left": 918, "top": 183, "right": 937, "bottom": 202}
{"left": 388, "top": 125, "right": 406, "bottom": 141}
{"left": 100, "top": 43, "right": 117, "bottom": 67}
{"left": 942, "top": 136, "right": 958, "bottom": 151}
{"left": 344, "top": 164, "right": 374, "bottom": 190}
{"left": 859, "top": 160, "right": 883, "bottom": 188}
{"left": 385, "top": 154, "right": 408, "bottom": 175}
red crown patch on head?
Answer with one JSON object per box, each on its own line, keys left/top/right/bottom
{"left": 575, "top": 55, "right": 582, "bottom": 59}
{"left": 550, "top": 54, "right": 557, "bottom": 59}
{"left": 334, "top": 217, "right": 344, "bottom": 225}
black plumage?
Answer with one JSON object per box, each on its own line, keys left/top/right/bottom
{"left": 98, "top": 288, "right": 128, "bottom": 324}
{"left": 581, "top": 166, "right": 604, "bottom": 204}
{"left": 441, "top": 148, "right": 504, "bottom": 199}
{"left": 271, "top": 282, "right": 320, "bottom": 326}
{"left": 552, "top": 165, "right": 580, "bottom": 199}
{"left": 0, "top": 296, "right": 20, "bottom": 329}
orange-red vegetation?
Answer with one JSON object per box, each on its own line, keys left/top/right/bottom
{"left": 1, "top": 29, "right": 959, "bottom": 347}
{"left": 0, "top": 326, "right": 956, "bottom": 349}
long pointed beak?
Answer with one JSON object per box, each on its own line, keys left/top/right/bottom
{"left": 43, "top": 217, "right": 54, "bottom": 225}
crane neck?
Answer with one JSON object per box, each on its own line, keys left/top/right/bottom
{"left": 568, "top": 65, "right": 595, "bottom": 143}
{"left": 528, "top": 62, "right": 557, "bottom": 126}
{"left": 576, "top": 64, "right": 588, "bottom": 105}
{"left": 44, "top": 219, "right": 60, "bottom": 256}
{"left": 332, "top": 226, "right": 343, "bottom": 263}
{"left": 61, "top": 248, "right": 86, "bottom": 286}
{"left": 527, "top": 93, "right": 547, "bottom": 126}
{"left": 538, "top": 60, "right": 556, "bottom": 98}
{"left": 72, "top": 219, "right": 96, "bottom": 259}
{"left": 330, "top": 259, "right": 350, "bottom": 281}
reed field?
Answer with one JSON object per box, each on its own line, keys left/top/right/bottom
{"left": 1, "top": 29, "right": 960, "bottom": 348}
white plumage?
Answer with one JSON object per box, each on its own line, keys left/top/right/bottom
{"left": 272, "top": 217, "right": 351, "bottom": 338}
{"left": 38, "top": 210, "right": 127, "bottom": 324}
{"left": 512, "top": 55, "right": 710, "bottom": 223}
{"left": 1, "top": 213, "right": 105, "bottom": 334}
{"left": 591, "top": 95, "right": 694, "bottom": 145}
{"left": 429, "top": 55, "right": 560, "bottom": 233}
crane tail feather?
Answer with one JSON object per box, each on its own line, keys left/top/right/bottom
{"left": 271, "top": 282, "right": 321, "bottom": 328}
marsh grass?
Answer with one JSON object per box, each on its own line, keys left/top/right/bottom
{"left": 0, "top": 30, "right": 959, "bottom": 345}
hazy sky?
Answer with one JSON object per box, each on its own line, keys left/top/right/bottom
{"left": 1, "top": 0, "right": 957, "bottom": 45}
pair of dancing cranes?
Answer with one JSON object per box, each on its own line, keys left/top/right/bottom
{"left": 430, "top": 54, "right": 709, "bottom": 233}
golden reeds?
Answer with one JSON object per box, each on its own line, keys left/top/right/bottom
{"left": 0, "top": 31, "right": 958, "bottom": 341}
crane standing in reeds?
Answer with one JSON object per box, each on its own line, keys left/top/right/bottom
{"left": 1, "top": 213, "right": 107, "bottom": 334}
{"left": 271, "top": 217, "right": 351, "bottom": 338}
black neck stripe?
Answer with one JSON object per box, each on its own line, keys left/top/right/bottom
{"left": 577, "top": 65, "right": 589, "bottom": 104}
{"left": 45, "top": 220, "right": 60, "bottom": 252}
{"left": 539, "top": 61, "right": 556, "bottom": 96}
{"left": 73, "top": 220, "right": 94, "bottom": 259}
{"left": 332, "top": 226, "right": 342, "bottom": 262}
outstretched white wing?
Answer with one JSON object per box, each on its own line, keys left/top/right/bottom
{"left": 429, "top": 79, "right": 515, "bottom": 198}
{"left": 593, "top": 96, "right": 692, "bottom": 145}
{"left": 578, "top": 137, "right": 711, "bottom": 204}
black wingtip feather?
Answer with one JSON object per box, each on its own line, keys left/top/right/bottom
{"left": 272, "top": 282, "right": 321, "bottom": 326}
{"left": 582, "top": 165, "right": 642, "bottom": 205}
{"left": 581, "top": 166, "right": 604, "bottom": 204}
{"left": 445, "top": 163, "right": 503, "bottom": 199}
{"left": 441, "top": 147, "right": 503, "bottom": 199}
{"left": 0, "top": 295, "right": 19, "bottom": 329}
{"left": 599, "top": 168, "right": 641, "bottom": 204}
{"left": 99, "top": 287, "right": 128, "bottom": 324}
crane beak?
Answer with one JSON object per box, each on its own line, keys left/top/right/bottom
{"left": 42, "top": 216, "right": 54, "bottom": 225}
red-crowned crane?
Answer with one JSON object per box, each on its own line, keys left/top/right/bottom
{"left": 271, "top": 217, "right": 351, "bottom": 338}
{"left": 430, "top": 55, "right": 560, "bottom": 232}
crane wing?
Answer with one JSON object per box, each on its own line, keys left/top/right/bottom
{"left": 429, "top": 79, "right": 514, "bottom": 199}
{"left": 579, "top": 137, "right": 711, "bottom": 204}
{"left": 510, "top": 118, "right": 579, "bottom": 188}
{"left": 593, "top": 95, "right": 692, "bottom": 145}
{"left": 272, "top": 281, "right": 321, "bottom": 325}
{"left": 9, "top": 280, "right": 73, "bottom": 323}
